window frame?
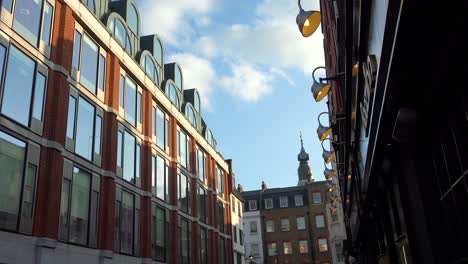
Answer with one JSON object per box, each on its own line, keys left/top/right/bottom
{"left": 0, "top": 130, "right": 40, "bottom": 235}
{"left": 248, "top": 200, "right": 257, "bottom": 211}
{"left": 178, "top": 173, "right": 191, "bottom": 213}
{"left": 279, "top": 196, "right": 288, "bottom": 208}
{"left": 264, "top": 198, "right": 273, "bottom": 209}
{"left": 118, "top": 69, "right": 142, "bottom": 130}
{"left": 116, "top": 123, "right": 142, "bottom": 187}
{"left": 4, "top": 0, "right": 56, "bottom": 56}
{"left": 312, "top": 192, "right": 322, "bottom": 204}
{"left": 281, "top": 218, "right": 290, "bottom": 232}
{"left": 152, "top": 153, "right": 169, "bottom": 202}
{"left": 296, "top": 216, "right": 306, "bottom": 230}
{"left": 299, "top": 240, "right": 309, "bottom": 254}
{"left": 65, "top": 87, "right": 104, "bottom": 167}
{"left": 177, "top": 128, "right": 190, "bottom": 170}
{"left": 294, "top": 195, "right": 304, "bottom": 206}
{"left": 0, "top": 42, "right": 48, "bottom": 135}
{"left": 249, "top": 221, "right": 258, "bottom": 234}
{"left": 58, "top": 160, "right": 100, "bottom": 248}
{"left": 318, "top": 238, "right": 328, "bottom": 252}
{"left": 152, "top": 204, "right": 166, "bottom": 262}
{"left": 265, "top": 219, "right": 275, "bottom": 233}
{"left": 315, "top": 214, "right": 325, "bottom": 228}
{"left": 71, "top": 24, "right": 107, "bottom": 102}
{"left": 283, "top": 241, "right": 292, "bottom": 255}
{"left": 198, "top": 186, "right": 207, "bottom": 223}
{"left": 114, "top": 186, "right": 141, "bottom": 256}
{"left": 153, "top": 104, "right": 170, "bottom": 152}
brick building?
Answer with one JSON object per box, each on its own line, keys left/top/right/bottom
{"left": 241, "top": 139, "right": 333, "bottom": 264}
{"left": 0, "top": 0, "right": 235, "bottom": 263}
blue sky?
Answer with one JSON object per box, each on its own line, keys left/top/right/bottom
{"left": 136, "top": 0, "right": 328, "bottom": 190}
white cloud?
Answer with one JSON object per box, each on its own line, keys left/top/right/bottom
{"left": 220, "top": 62, "right": 273, "bottom": 103}
{"left": 168, "top": 53, "right": 216, "bottom": 110}
{"left": 204, "top": 0, "right": 324, "bottom": 74}
{"left": 270, "top": 67, "right": 296, "bottom": 87}
{"left": 138, "top": 0, "right": 215, "bottom": 45}
{"left": 194, "top": 36, "right": 218, "bottom": 58}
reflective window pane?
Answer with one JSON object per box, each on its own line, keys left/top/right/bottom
{"left": 117, "top": 131, "right": 123, "bottom": 167}
{"left": 69, "top": 167, "right": 91, "bottom": 245}
{"left": 180, "top": 219, "right": 189, "bottom": 263}
{"left": 154, "top": 40, "right": 162, "bottom": 66}
{"left": 113, "top": 18, "right": 126, "bottom": 47}
{"left": 125, "top": 77, "right": 136, "bottom": 126}
{"left": 13, "top": 0, "right": 43, "bottom": 45}
{"left": 137, "top": 92, "right": 142, "bottom": 124}
{"left": 135, "top": 145, "right": 140, "bottom": 181}
{"left": 98, "top": 55, "right": 105, "bottom": 92}
{"left": 58, "top": 179, "right": 70, "bottom": 241}
{"left": 75, "top": 97, "right": 95, "bottom": 160}
{"left": 1, "top": 46, "right": 35, "bottom": 126}
{"left": 145, "top": 56, "right": 155, "bottom": 81}
{"left": 121, "top": 191, "right": 134, "bottom": 255}
{"left": 119, "top": 74, "right": 124, "bottom": 108}
{"left": 80, "top": 35, "right": 98, "bottom": 94}
{"left": 178, "top": 131, "right": 187, "bottom": 168}
{"left": 0, "top": 45, "right": 6, "bottom": 81}
{"left": 94, "top": 115, "right": 102, "bottom": 155}
{"left": 20, "top": 164, "right": 36, "bottom": 234}
{"left": 1, "top": 0, "right": 13, "bottom": 12}
{"left": 32, "top": 73, "right": 46, "bottom": 121}
{"left": 66, "top": 96, "right": 76, "bottom": 139}
{"left": 156, "top": 156, "right": 165, "bottom": 200}
{"left": 127, "top": 4, "right": 138, "bottom": 34}
{"left": 72, "top": 31, "right": 81, "bottom": 70}
{"left": 41, "top": 2, "right": 53, "bottom": 45}
{"left": 0, "top": 131, "right": 26, "bottom": 231}
{"left": 152, "top": 107, "right": 156, "bottom": 138}
{"left": 175, "top": 65, "right": 182, "bottom": 89}
{"left": 123, "top": 131, "right": 135, "bottom": 183}
{"left": 156, "top": 108, "right": 165, "bottom": 149}
{"left": 85, "top": 0, "right": 94, "bottom": 12}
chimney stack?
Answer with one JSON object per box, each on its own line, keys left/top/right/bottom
{"left": 237, "top": 184, "right": 243, "bottom": 193}
{"left": 261, "top": 181, "right": 267, "bottom": 191}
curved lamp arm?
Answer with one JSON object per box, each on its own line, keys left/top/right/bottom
{"left": 312, "top": 66, "right": 326, "bottom": 83}
{"left": 321, "top": 138, "right": 344, "bottom": 151}
{"left": 298, "top": 0, "right": 303, "bottom": 11}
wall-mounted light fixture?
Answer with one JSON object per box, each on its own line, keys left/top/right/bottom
{"left": 296, "top": 0, "right": 321, "bottom": 37}
{"left": 321, "top": 138, "right": 344, "bottom": 164}
{"left": 311, "top": 66, "right": 344, "bottom": 102}
{"left": 316, "top": 112, "right": 346, "bottom": 141}
{"left": 324, "top": 162, "right": 335, "bottom": 181}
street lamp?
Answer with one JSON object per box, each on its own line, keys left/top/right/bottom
{"left": 311, "top": 66, "right": 344, "bottom": 102}
{"left": 296, "top": 0, "right": 321, "bottom": 37}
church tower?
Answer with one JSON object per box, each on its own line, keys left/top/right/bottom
{"left": 298, "top": 132, "right": 313, "bottom": 186}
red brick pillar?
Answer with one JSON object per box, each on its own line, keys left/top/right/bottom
{"left": 33, "top": 0, "right": 74, "bottom": 239}
{"left": 97, "top": 51, "right": 120, "bottom": 250}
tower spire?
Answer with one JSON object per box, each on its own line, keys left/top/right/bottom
{"left": 297, "top": 132, "right": 313, "bottom": 185}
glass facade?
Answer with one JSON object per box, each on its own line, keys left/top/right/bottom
{"left": 200, "top": 227, "right": 208, "bottom": 264}
{"left": 13, "top": 0, "right": 53, "bottom": 47}
{"left": 59, "top": 165, "right": 98, "bottom": 247}
{"left": 1, "top": 46, "right": 45, "bottom": 127}
{"left": 178, "top": 129, "right": 189, "bottom": 169}
{"left": 197, "top": 148, "right": 205, "bottom": 182}
{"left": 217, "top": 166, "right": 224, "bottom": 196}
{"left": 156, "top": 107, "right": 169, "bottom": 150}
{"left": 198, "top": 186, "right": 207, "bottom": 222}
{"left": 178, "top": 173, "right": 190, "bottom": 212}
{"left": 152, "top": 155, "right": 167, "bottom": 201}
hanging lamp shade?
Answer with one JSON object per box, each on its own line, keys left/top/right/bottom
{"left": 317, "top": 123, "right": 332, "bottom": 142}
{"left": 311, "top": 81, "right": 330, "bottom": 102}
{"left": 324, "top": 167, "right": 335, "bottom": 181}
{"left": 296, "top": 8, "right": 321, "bottom": 37}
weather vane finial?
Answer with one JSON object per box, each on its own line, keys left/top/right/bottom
{"left": 300, "top": 130, "right": 304, "bottom": 148}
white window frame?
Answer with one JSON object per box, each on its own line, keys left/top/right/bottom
{"left": 248, "top": 200, "right": 257, "bottom": 211}
{"left": 264, "top": 198, "right": 273, "bottom": 209}
{"left": 281, "top": 218, "right": 290, "bottom": 232}
{"left": 279, "top": 196, "right": 288, "bottom": 208}
{"left": 296, "top": 216, "right": 306, "bottom": 230}
{"left": 294, "top": 195, "right": 304, "bottom": 206}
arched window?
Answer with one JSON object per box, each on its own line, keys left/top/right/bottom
{"left": 206, "top": 129, "right": 213, "bottom": 146}
{"left": 175, "top": 65, "right": 182, "bottom": 90}
{"left": 144, "top": 55, "right": 156, "bottom": 82}
{"left": 185, "top": 105, "right": 197, "bottom": 129}
{"left": 83, "top": 0, "right": 95, "bottom": 12}
{"left": 127, "top": 4, "right": 138, "bottom": 35}
{"left": 109, "top": 17, "right": 132, "bottom": 54}
{"left": 194, "top": 91, "right": 200, "bottom": 113}
{"left": 167, "top": 83, "right": 180, "bottom": 109}
{"left": 154, "top": 39, "right": 163, "bottom": 66}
